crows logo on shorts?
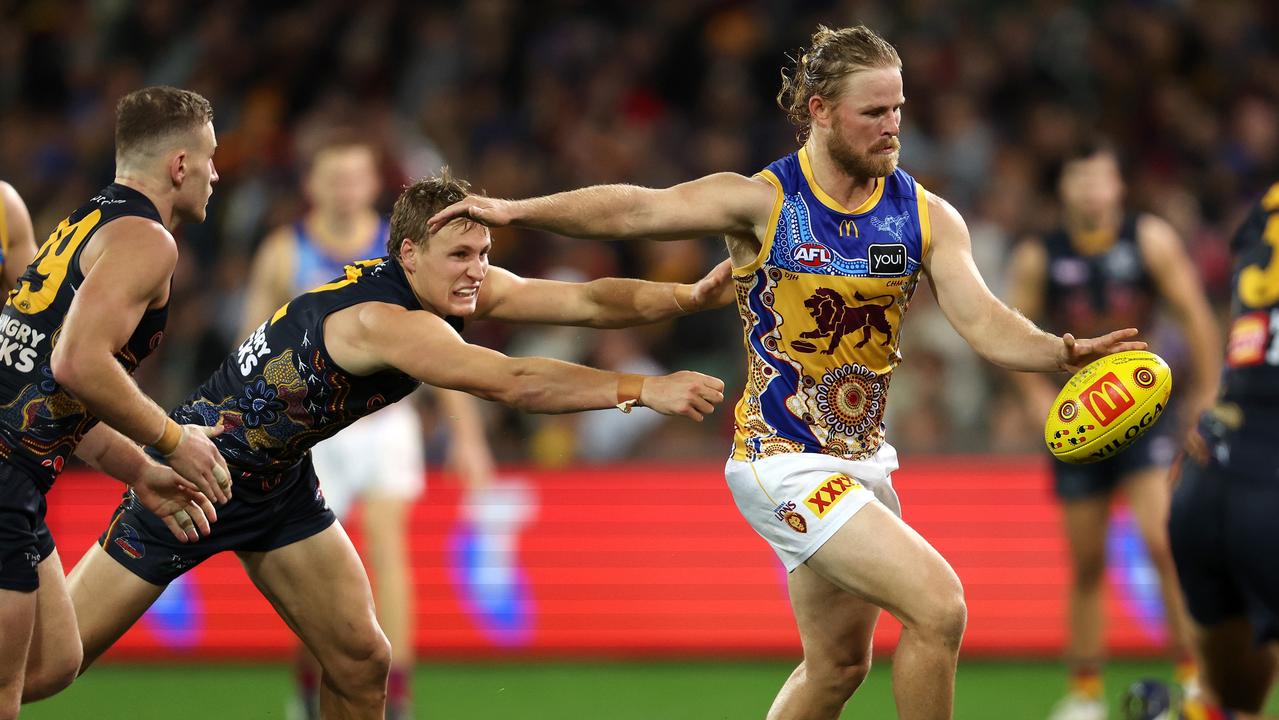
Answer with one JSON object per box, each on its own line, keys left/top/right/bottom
{"left": 113, "top": 522, "right": 145, "bottom": 559}
{"left": 804, "top": 474, "right": 861, "bottom": 518}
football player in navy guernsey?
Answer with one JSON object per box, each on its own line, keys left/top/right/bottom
{"left": 63, "top": 169, "right": 730, "bottom": 719}
{"left": 1169, "top": 181, "right": 1279, "bottom": 720}
{"left": 0, "top": 87, "right": 230, "bottom": 719}
{"left": 429, "top": 24, "right": 1147, "bottom": 720}
{"left": 1006, "top": 142, "right": 1220, "bottom": 720}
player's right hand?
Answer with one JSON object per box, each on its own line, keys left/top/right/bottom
{"left": 132, "top": 464, "right": 217, "bottom": 543}
{"left": 641, "top": 371, "right": 726, "bottom": 422}
{"left": 428, "top": 196, "right": 516, "bottom": 234}
{"left": 165, "top": 424, "right": 232, "bottom": 504}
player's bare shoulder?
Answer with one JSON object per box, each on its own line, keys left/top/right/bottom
{"left": 81, "top": 215, "right": 177, "bottom": 276}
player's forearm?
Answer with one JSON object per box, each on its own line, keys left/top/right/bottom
{"left": 967, "top": 306, "right": 1064, "bottom": 372}
{"left": 512, "top": 185, "right": 663, "bottom": 240}
{"left": 73, "top": 423, "right": 152, "bottom": 485}
{"left": 51, "top": 349, "right": 171, "bottom": 449}
{"left": 482, "top": 358, "right": 630, "bottom": 414}
{"left": 580, "top": 277, "right": 691, "bottom": 328}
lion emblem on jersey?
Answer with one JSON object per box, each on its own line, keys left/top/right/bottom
{"left": 798, "top": 289, "right": 895, "bottom": 355}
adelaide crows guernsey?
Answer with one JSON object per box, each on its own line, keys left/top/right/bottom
{"left": 0, "top": 184, "right": 168, "bottom": 491}
{"left": 1222, "top": 181, "right": 1279, "bottom": 403}
{"left": 1040, "top": 214, "right": 1156, "bottom": 341}
{"left": 732, "top": 148, "right": 931, "bottom": 461}
{"left": 174, "top": 257, "right": 440, "bottom": 502}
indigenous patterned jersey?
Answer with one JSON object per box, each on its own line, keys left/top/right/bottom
{"left": 289, "top": 217, "right": 389, "bottom": 294}
{"left": 174, "top": 257, "right": 443, "bottom": 502}
{"left": 1040, "top": 214, "right": 1157, "bottom": 340}
{"left": 732, "top": 149, "right": 931, "bottom": 461}
{"left": 0, "top": 184, "right": 168, "bottom": 491}
{"left": 1221, "top": 181, "right": 1279, "bottom": 403}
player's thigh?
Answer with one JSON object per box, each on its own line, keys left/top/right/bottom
{"left": 361, "top": 494, "right": 410, "bottom": 568}
{"left": 237, "top": 522, "right": 381, "bottom": 662}
{"left": 788, "top": 562, "right": 880, "bottom": 669}
{"left": 0, "top": 587, "right": 36, "bottom": 692}
{"left": 1120, "top": 465, "right": 1173, "bottom": 551}
{"left": 66, "top": 543, "right": 165, "bottom": 670}
{"left": 804, "top": 501, "right": 963, "bottom": 633}
{"left": 27, "top": 549, "right": 81, "bottom": 672}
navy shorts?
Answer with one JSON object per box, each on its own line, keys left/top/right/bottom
{"left": 99, "top": 454, "right": 336, "bottom": 586}
{"left": 1169, "top": 404, "right": 1279, "bottom": 643}
{"left": 0, "top": 463, "right": 55, "bottom": 592}
{"left": 1051, "top": 417, "right": 1180, "bottom": 500}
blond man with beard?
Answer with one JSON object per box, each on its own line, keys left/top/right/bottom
{"left": 430, "top": 25, "right": 1147, "bottom": 720}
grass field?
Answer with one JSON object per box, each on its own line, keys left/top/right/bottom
{"left": 25, "top": 658, "right": 1273, "bottom": 719}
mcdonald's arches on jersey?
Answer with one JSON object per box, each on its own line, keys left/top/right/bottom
{"left": 1044, "top": 350, "right": 1172, "bottom": 464}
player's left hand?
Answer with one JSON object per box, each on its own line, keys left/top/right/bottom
{"left": 133, "top": 464, "right": 217, "bottom": 543}
{"left": 1056, "top": 329, "right": 1148, "bottom": 373}
{"left": 684, "top": 259, "right": 735, "bottom": 311}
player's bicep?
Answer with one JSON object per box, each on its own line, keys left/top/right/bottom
{"left": 0, "top": 183, "right": 37, "bottom": 291}
{"left": 62, "top": 224, "right": 176, "bottom": 352}
{"left": 649, "top": 173, "right": 776, "bottom": 238}
{"left": 1004, "top": 240, "right": 1048, "bottom": 319}
{"left": 923, "top": 197, "right": 1000, "bottom": 334}
{"left": 360, "top": 305, "right": 521, "bottom": 401}
{"left": 1139, "top": 216, "right": 1210, "bottom": 319}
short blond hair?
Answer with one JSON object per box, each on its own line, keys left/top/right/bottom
{"left": 115, "top": 86, "right": 213, "bottom": 162}
{"left": 387, "top": 168, "right": 474, "bottom": 262}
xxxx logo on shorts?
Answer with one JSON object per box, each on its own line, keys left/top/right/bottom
{"left": 772, "top": 500, "right": 807, "bottom": 533}
{"left": 804, "top": 474, "right": 861, "bottom": 518}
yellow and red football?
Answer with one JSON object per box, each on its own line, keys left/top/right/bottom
{"left": 1044, "top": 350, "right": 1172, "bottom": 464}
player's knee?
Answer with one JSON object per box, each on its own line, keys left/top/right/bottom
{"left": 918, "top": 586, "right": 967, "bottom": 650}
{"left": 325, "top": 625, "right": 392, "bottom": 698}
{"left": 1070, "top": 552, "right": 1106, "bottom": 590}
{"left": 20, "top": 652, "right": 80, "bottom": 703}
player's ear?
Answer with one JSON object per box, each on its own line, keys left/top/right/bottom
{"left": 808, "top": 94, "right": 832, "bottom": 128}
{"left": 169, "top": 150, "right": 187, "bottom": 188}
{"left": 398, "top": 238, "right": 417, "bottom": 271}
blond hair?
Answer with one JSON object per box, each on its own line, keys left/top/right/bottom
{"left": 776, "top": 25, "right": 901, "bottom": 142}
{"left": 387, "top": 168, "right": 473, "bottom": 262}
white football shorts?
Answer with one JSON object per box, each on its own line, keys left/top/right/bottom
{"left": 724, "top": 444, "right": 901, "bottom": 572}
{"left": 312, "top": 400, "right": 425, "bottom": 520}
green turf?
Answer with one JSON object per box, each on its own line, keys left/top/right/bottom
{"left": 20, "top": 659, "right": 1274, "bottom": 719}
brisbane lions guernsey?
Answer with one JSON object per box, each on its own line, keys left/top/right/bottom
{"left": 173, "top": 257, "right": 450, "bottom": 502}
{"left": 1222, "top": 181, "right": 1279, "bottom": 403}
{"left": 732, "top": 148, "right": 931, "bottom": 462}
{"left": 0, "top": 184, "right": 168, "bottom": 491}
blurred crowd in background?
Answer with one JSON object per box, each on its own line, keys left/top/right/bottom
{"left": 2, "top": 0, "right": 1276, "bottom": 464}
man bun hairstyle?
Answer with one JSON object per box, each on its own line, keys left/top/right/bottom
{"left": 387, "top": 167, "right": 474, "bottom": 263}
{"left": 115, "top": 86, "right": 214, "bottom": 162}
{"left": 776, "top": 25, "right": 902, "bottom": 142}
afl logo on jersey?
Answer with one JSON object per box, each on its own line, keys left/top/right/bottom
{"left": 793, "top": 243, "right": 832, "bottom": 268}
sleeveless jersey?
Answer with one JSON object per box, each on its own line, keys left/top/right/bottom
{"left": 173, "top": 257, "right": 441, "bottom": 502}
{"left": 1221, "top": 182, "right": 1279, "bottom": 403}
{"left": 290, "top": 217, "right": 389, "bottom": 294}
{"left": 0, "top": 184, "right": 168, "bottom": 491}
{"left": 732, "top": 149, "right": 931, "bottom": 461}
{"left": 1041, "top": 214, "right": 1157, "bottom": 340}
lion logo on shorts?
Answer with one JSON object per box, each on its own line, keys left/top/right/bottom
{"left": 799, "top": 289, "right": 895, "bottom": 354}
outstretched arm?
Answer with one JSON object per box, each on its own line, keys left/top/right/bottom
{"left": 474, "top": 259, "right": 735, "bottom": 327}
{"left": 327, "top": 302, "right": 726, "bottom": 421}
{"left": 924, "top": 193, "right": 1146, "bottom": 372}
{"left": 428, "top": 173, "right": 776, "bottom": 242}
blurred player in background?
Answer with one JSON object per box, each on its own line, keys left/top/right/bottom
{"left": 240, "top": 132, "right": 504, "bottom": 720}
{"left": 67, "top": 170, "right": 731, "bottom": 720}
{"left": 1167, "top": 181, "right": 1279, "bottom": 720}
{"left": 1005, "top": 142, "right": 1221, "bottom": 720}
{"left": 0, "top": 183, "right": 38, "bottom": 293}
{"left": 1, "top": 87, "right": 230, "bottom": 718}
{"left": 430, "top": 24, "right": 1145, "bottom": 720}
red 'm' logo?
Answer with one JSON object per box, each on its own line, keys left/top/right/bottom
{"left": 1079, "top": 372, "right": 1135, "bottom": 426}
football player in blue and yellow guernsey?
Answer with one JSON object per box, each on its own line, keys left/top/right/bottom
{"left": 430, "top": 24, "right": 1147, "bottom": 720}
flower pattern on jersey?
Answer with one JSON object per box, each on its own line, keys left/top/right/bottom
{"left": 237, "top": 378, "right": 284, "bottom": 428}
